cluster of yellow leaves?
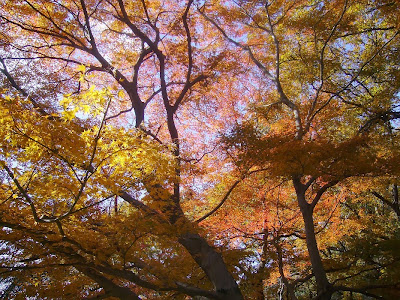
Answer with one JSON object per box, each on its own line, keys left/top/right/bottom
{"left": 0, "top": 85, "right": 176, "bottom": 230}
{"left": 0, "top": 85, "right": 194, "bottom": 297}
{"left": 60, "top": 85, "right": 110, "bottom": 121}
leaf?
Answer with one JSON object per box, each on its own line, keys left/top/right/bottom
{"left": 117, "top": 90, "right": 125, "bottom": 98}
{"left": 77, "top": 64, "right": 86, "bottom": 73}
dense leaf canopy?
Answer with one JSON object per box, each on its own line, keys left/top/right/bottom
{"left": 0, "top": 0, "right": 399, "bottom": 299}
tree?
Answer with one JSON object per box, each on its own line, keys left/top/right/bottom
{"left": 201, "top": 0, "right": 400, "bottom": 298}
{"left": 0, "top": 0, "right": 399, "bottom": 299}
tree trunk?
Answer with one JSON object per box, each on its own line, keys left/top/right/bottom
{"left": 75, "top": 265, "right": 140, "bottom": 299}
{"left": 300, "top": 207, "right": 332, "bottom": 299}
{"left": 178, "top": 232, "right": 243, "bottom": 300}
{"left": 294, "top": 180, "right": 332, "bottom": 299}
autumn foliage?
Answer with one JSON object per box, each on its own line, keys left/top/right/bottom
{"left": 0, "top": 0, "right": 400, "bottom": 299}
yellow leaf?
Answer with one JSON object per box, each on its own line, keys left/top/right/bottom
{"left": 82, "top": 104, "right": 90, "bottom": 113}
{"left": 62, "top": 110, "right": 76, "bottom": 121}
{"left": 77, "top": 64, "right": 86, "bottom": 73}
{"left": 118, "top": 90, "right": 125, "bottom": 98}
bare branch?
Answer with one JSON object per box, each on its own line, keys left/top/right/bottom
{"left": 311, "top": 180, "right": 339, "bottom": 209}
{"left": 196, "top": 168, "right": 268, "bottom": 223}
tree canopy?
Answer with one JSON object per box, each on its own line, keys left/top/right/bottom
{"left": 0, "top": 0, "right": 399, "bottom": 299}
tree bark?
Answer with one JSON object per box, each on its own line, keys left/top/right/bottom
{"left": 178, "top": 232, "right": 243, "bottom": 300}
{"left": 293, "top": 179, "right": 332, "bottom": 300}
{"left": 300, "top": 207, "right": 332, "bottom": 299}
{"left": 74, "top": 265, "right": 140, "bottom": 299}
